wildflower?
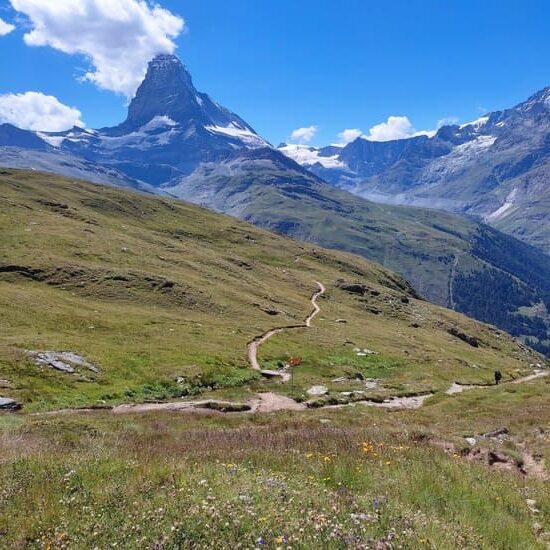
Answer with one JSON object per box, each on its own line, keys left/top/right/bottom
{"left": 275, "top": 535, "right": 287, "bottom": 545}
{"left": 256, "top": 537, "right": 266, "bottom": 546}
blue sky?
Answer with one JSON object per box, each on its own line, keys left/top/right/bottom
{"left": 0, "top": 0, "right": 549, "bottom": 145}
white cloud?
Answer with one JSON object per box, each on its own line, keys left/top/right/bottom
{"left": 336, "top": 128, "right": 364, "bottom": 145}
{"left": 0, "top": 91, "right": 84, "bottom": 131}
{"left": 10, "top": 0, "right": 185, "bottom": 96}
{"left": 0, "top": 17, "right": 15, "bottom": 35}
{"left": 366, "top": 116, "right": 416, "bottom": 141}
{"left": 290, "top": 125, "right": 318, "bottom": 143}
{"left": 360, "top": 116, "right": 438, "bottom": 142}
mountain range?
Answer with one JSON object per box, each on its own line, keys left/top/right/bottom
{"left": 0, "top": 54, "right": 549, "bottom": 355}
{"left": 279, "top": 89, "right": 550, "bottom": 255}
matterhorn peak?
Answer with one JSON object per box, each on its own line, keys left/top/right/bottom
{"left": 117, "top": 53, "right": 199, "bottom": 131}
{"left": 114, "top": 53, "right": 260, "bottom": 141}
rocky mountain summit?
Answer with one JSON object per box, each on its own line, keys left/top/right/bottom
{"left": 8, "top": 55, "right": 269, "bottom": 186}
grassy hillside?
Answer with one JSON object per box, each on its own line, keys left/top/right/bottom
{"left": 165, "top": 151, "right": 550, "bottom": 354}
{"left": 1, "top": 170, "right": 549, "bottom": 548}
{"left": 0, "top": 168, "right": 543, "bottom": 412}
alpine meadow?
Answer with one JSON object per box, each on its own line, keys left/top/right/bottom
{"left": 0, "top": 1, "right": 548, "bottom": 549}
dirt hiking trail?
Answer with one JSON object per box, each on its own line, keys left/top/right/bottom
{"left": 247, "top": 281, "right": 325, "bottom": 381}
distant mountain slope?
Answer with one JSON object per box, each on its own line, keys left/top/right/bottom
{"left": 279, "top": 88, "right": 550, "bottom": 253}
{"left": 0, "top": 56, "right": 549, "bottom": 353}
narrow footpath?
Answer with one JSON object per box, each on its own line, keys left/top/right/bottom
{"left": 247, "top": 281, "right": 325, "bottom": 381}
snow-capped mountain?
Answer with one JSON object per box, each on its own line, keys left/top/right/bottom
{"left": 1, "top": 54, "right": 270, "bottom": 188}
{"left": 279, "top": 89, "right": 550, "bottom": 253}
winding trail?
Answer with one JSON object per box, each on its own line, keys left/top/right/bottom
{"left": 19, "top": 276, "right": 549, "bottom": 420}
{"left": 28, "top": 369, "right": 548, "bottom": 418}
{"left": 247, "top": 281, "right": 325, "bottom": 381}
{"left": 446, "top": 370, "right": 549, "bottom": 395}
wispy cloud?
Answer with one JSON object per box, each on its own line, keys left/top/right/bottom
{"left": 10, "top": 0, "right": 185, "bottom": 97}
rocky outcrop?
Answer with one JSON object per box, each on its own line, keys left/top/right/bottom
{"left": 448, "top": 327, "right": 479, "bottom": 347}
{"left": 28, "top": 351, "right": 100, "bottom": 374}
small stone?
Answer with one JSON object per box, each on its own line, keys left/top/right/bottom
{"left": 465, "top": 437, "right": 477, "bottom": 446}
{"left": 526, "top": 499, "right": 540, "bottom": 514}
{"left": 0, "top": 398, "right": 22, "bottom": 411}
{"left": 306, "top": 385, "right": 329, "bottom": 396}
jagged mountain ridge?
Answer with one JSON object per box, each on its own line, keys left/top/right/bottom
{"left": 279, "top": 88, "right": 550, "bottom": 253}
{"left": 0, "top": 54, "right": 549, "bottom": 354}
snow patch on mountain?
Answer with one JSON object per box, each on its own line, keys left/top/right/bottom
{"left": 460, "top": 116, "right": 489, "bottom": 130}
{"left": 205, "top": 123, "right": 268, "bottom": 148}
{"left": 278, "top": 144, "right": 346, "bottom": 169}
{"left": 36, "top": 133, "right": 65, "bottom": 148}
{"left": 143, "top": 116, "right": 178, "bottom": 129}
{"left": 455, "top": 134, "right": 496, "bottom": 152}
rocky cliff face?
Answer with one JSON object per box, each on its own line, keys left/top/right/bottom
{"left": 115, "top": 54, "right": 258, "bottom": 137}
